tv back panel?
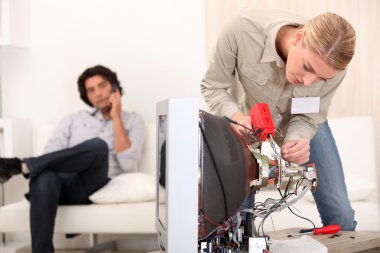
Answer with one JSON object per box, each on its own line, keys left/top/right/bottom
{"left": 156, "top": 98, "right": 199, "bottom": 253}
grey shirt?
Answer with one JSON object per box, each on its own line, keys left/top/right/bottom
{"left": 44, "top": 109, "right": 145, "bottom": 178}
{"left": 201, "top": 9, "right": 345, "bottom": 144}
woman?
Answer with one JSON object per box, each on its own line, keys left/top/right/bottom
{"left": 201, "top": 9, "right": 356, "bottom": 230}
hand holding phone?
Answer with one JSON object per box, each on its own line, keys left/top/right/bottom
{"left": 108, "top": 82, "right": 118, "bottom": 110}
{"left": 111, "top": 82, "right": 118, "bottom": 93}
{"left": 108, "top": 82, "right": 122, "bottom": 119}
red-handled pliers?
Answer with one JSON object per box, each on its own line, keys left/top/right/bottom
{"left": 288, "top": 225, "right": 341, "bottom": 237}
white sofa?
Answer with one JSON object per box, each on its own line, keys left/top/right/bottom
{"left": 0, "top": 123, "right": 158, "bottom": 251}
{"left": 0, "top": 116, "right": 378, "bottom": 251}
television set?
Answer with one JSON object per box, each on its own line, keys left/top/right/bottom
{"left": 155, "top": 99, "right": 318, "bottom": 252}
{"left": 156, "top": 98, "right": 199, "bottom": 253}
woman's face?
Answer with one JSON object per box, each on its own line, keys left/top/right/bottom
{"left": 286, "top": 31, "right": 338, "bottom": 86}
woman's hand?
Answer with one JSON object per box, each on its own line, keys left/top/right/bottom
{"left": 231, "top": 111, "right": 252, "bottom": 136}
{"left": 281, "top": 138, "right": 310, "bottom": 165}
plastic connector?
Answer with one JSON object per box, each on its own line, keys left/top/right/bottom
{"left": 249, "top": 103, "right": 275, "bottom": 141}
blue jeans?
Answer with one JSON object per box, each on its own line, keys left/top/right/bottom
{"left": 310, "top": 120, "right": 356, "bottom": 231}
{"left": 24, "top": 138, "right": 110, "bottom": 253}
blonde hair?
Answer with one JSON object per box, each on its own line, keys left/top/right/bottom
{"left": 302, "top": 12, "right": 356, "bottom": 71}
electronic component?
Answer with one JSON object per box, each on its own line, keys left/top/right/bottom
{"left": 198, "top": 220, "right": 268, "bottom": 253}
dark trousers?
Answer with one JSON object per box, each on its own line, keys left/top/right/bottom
{"left": 24, "top": 138, "right": 109, "bottom": 253}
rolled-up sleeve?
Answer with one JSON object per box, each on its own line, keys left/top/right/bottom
{"left": 201, "top": 16, "right": 242, "bottom": 118}
{"left": 115, "top": 113, "right": 145, "bottom": 172}
{"left": 285, "top": 70, "right": 346, "bottom": 142}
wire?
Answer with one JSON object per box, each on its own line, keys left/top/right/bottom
{"left": 277, "top": 186, "right": 316, "bottom": 229}
{"left": 288, "top": 206, "right": 316, "bottom": 229}
{"left": 248, "top": 187, "right": 256, "bottom": 208}
{"left": 223, "top": 116, "right": 262, "bottom": 143}
{"left": 201, "top": 209, "right": 225, "bottom": 227}
{"left": 250, "top": 176, "right": 313, "bottom": 237}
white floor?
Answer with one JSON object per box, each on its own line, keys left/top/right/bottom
{"left": 42, "top": 250, "right": 150, "bottom": 253}
{"left": 0, "top": 245, "right": 151, "bottom": 253}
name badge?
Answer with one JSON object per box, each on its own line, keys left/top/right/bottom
{"left": 291, "top": 97, "right": 320, "bottom": 114}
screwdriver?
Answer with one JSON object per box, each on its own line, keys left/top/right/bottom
{"left": 288, "top": 224, "right": 341, "bottom": 237}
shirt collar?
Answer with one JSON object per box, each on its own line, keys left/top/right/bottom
{"left": 90, "top": 109, "right": 113, "bottom": 122}
{"left": 261, "top": 22, "right": 302, "bottom": 68}
{"left": 89, "top": 109, "right": 104, "bottom": 119}
{"left": 90, "top": 108, "right": 98, "bottom": 116}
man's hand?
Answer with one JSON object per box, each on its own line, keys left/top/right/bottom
{"left": 231, "top": 111, "right": 252, "bottom": 136}
{"left": 281, "top": 138, "right": 310, "bottom": 165}
{"left": 108, "top": 89, "right": 122, "bottom": 120}
{"left": 109, "top": 89, "right": 132, "bottom": 152}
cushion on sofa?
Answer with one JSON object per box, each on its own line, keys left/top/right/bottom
{"left": 89, "top": 172, "right": 155, "bottom": 204}
{"left": 304, "top": 172, "right": 377, "bottom": 202}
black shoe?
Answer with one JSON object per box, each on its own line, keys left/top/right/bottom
{"left": 0, "top": 158, "right": 22, "bottom": 183}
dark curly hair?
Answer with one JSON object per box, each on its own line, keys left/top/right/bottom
{"left": 77, "top": 65, "right": 123, "bottom": 107}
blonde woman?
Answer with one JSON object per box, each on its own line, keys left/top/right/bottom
{"left": 201, "top": 9, "right": 356, "bottom": 230}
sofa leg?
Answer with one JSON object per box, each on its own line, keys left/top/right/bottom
{"left": 0, "top": 232, "right": 5, "bottom": 245}
{"left": 85, "top": 234, "right": 117, "bottom": 253}
{"left": 1, "top": 183, "right": 5, "bottom": 246}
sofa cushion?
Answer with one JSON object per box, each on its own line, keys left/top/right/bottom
{"left": 138, "top": 123, "right": 156, "bottom": 175}
{"left": 0, "top": 199, "right": 156, "bottom": 233}
{"left": 304, "top": 173, "right": 377, "bottom": 202}
{"left": 344, "top": 173, "right": 377, "bottom": 201}
{"left": 89, "top": 172, "right": 155, "bottom": 204}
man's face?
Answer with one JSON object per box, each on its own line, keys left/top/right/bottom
{"left": 286, "top": 31, "right": 338, "bottom": 86}
{"left": 84, "top": 75, "right": 113, "bottom": 110}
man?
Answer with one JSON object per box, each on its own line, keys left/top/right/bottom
{"left": 0, "top": 65, "right": 145, "bottom": 253}
{"left": 201, "top": 9, "right": 356, "bottom": 230}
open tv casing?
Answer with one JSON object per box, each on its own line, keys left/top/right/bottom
{"left": 156, "top": 98, "right": 199, "bottom": 253}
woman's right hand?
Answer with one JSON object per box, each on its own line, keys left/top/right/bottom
{"left": 231, "top": 111, "right": 252, "bottom": 136}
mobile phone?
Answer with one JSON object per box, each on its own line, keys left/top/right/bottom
{"left": 111, "top": 82, "right": 117, "bottom": 93}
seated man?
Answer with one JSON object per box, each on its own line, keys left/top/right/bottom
{"left": 0, "top": 65, "right": 145, "bottom": 253}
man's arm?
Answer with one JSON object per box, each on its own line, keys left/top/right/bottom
{"left": 114, "top": 113, "right": 145, "bottom": 172}
{"left": 109, "top": 90, "right": 131, "bottom": 153}
{"left": 109, "top": 90, "right": 145, "bottom": 172}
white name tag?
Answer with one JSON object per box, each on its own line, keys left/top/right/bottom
{"left": 291, "top": 97, "right": 320, "bottom": 114}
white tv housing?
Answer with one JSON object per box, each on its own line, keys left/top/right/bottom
{"left": 156, "top": 98, "right": 199, "bottom": 253}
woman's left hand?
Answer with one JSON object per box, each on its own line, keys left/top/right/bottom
{"left": 281, "top": 138, "right": 310, "bottom": 165}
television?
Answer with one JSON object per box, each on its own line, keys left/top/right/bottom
{"left": 155, "top": 99, "right": 318, "bottom": 252}
{"left": 156, "top": 98, "right": 199, "bottom": 253}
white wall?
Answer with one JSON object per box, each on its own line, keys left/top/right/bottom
{"left": 1, "top": 0, "right": 205, "bottom": 125}
{"left": 0, "top": 0, "right": 205, "bottom": 205}
{"left": 0, "top": 0, "right": 204, "bottom": 250}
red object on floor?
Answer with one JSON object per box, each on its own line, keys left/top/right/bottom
{"left": 313, "top": 224, "right": 341, "bottom": 235}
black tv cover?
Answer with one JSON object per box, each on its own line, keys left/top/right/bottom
{"left": 198, "top": 111, "right": 257, "bottom": 239}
